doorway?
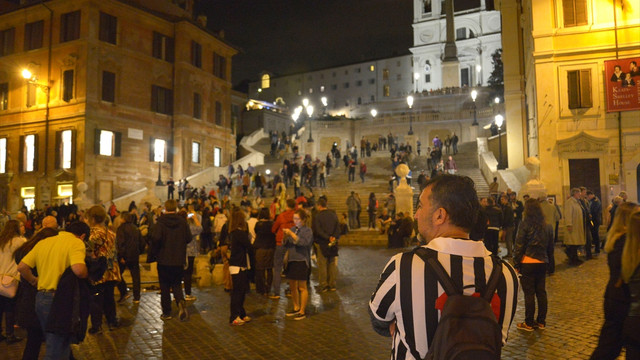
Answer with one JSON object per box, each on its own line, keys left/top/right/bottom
{"left": 569, "top": 159, "right": 601, "bottom": 200}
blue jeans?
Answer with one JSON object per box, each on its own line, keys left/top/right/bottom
{"left": 36, "top": 292, "right": 71, "bottom": 360}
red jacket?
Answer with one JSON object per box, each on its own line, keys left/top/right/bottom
{"left": 272, "top": 209, "right": 295, "bottom": 246}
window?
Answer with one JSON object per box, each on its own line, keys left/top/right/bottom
{"left": 370, "top": 95, "right": 375, "bottom": 102}
{"left": 344, "top": 70, "right": 349, "bottom": 75}
{"left": 320, "top": 85, "right": 325, "bottom": 92}
{"left": 331, "top": 84, "right": 337, "bottom": 90}
{"left": 383, "top": 85, "right": 390, "bottom": 97}
{"left": 152, "top": 32, "right": 174, "bottom": 62}
{"left": 56, "top": 130, "right": 75, "bottom": 169}
{"left": 383, "top": 69, "right": 389, "bottom": 80}
{"left": 26, "top": 83, "right": 37, "bottom": 108}
{"left": 214, "top": 53, "right": 227, "bottom": 80}
{"left": 0, "top": 27, "right": 15, "bottom": 57}
{"left": 308, "top": 88, "right": 313, "bottom": 94}
{"left": 456, "top": 28, "right": 467, "bottom": 40}
{"left": 567, "top": 69, "right": 592, "bottom": 109}
{"left": 370, "top": 65, "right": 375, "bottom": 72}
{"left": 62, "top": 70, "right": 74, "bottom": 102}
{"left": 461, "top": 68, "right": 470, "bottom": 87}
{"left": 150, "top": 138, "right": 166, "bottom": 162}
{"left": 425, "top": 74, "right": 431, "bottom": 83}
{"left": 369, "top": 78, "right": 375, "bottom": 85}
{"left": 57, "top": 184, "right": 73, "bottom": 198}
{"left": 356, "top": 68, "right": 361, "bottom": 73}
{"left": 424, "top": 0, "right": 432, "bottom": 13}
{"left": 563, "top": 0, "right": 588, "bottom": 27}
{"left": 396, "top": 74, "right": 402, "bottom": 81}
{"left": 102, "top": 71, "right": 115, "bottom": 102}
{"left": 21, "top": 134, "right": 37, "bottom": 172}
{"left": 60, "top": 11, "right": 80, "bottom": 43}
{"left": 343, "top": 82, "right": 349, "bottom": 88}
{"left": 99, "top": 12, "right": 117, "bottom": 44}
{"left": 151, "top": 85, "right": 173, "bottom": 115}
{"left": 260, "top": 74, "right": 269, "bottom": 89}
{"left": 193, "top": 92, "right": 201, "bottom": 119}
{"left": 356, "top": 80, "right": 362, "bottom": 86}
{"left": 191, "top": 41, "right": 202, "bottom": 68}
{"left": 192, "top": 141, "right": 200, "bottom": 163}
{"left": 215, "top": 101, "right": 222, "bottom": 125}
{"left": 0, "top": 82, "right": 7, "bottom": 110}
{"left": 0, "top": 138, "right": 6, "bottom": 173}
{"left": 214, "top": 147, "right": 221, "bottom": 167}
{"left": 24, "top": 20, "right": 44, "bottom": 51}
{"left": 357, "top": 97, "right": 362, "bottom": 105}
{"left": 95, "top": 129, "right": 121, "bottom": 157}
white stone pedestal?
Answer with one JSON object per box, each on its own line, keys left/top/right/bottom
{"left": 394, "top": 164, "right": 414, "bottom": 217}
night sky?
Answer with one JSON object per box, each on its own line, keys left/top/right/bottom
{"left": 198, "top": 0, "right": 413, "bottom": 90}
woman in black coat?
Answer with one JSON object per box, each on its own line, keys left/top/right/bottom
{"left": 252, "top": 208, "right": 275, "bottom": 296}
{"left": 228, "top": 209, "right": 253, "bottom": 326}
{"left": 14, "top": 227, "right": 58, "bottom": 360}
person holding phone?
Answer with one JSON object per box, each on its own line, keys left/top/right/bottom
{"left": 283, "top": 210, "right": 313, "bottom": 320}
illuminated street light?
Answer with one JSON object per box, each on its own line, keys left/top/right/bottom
{"left": 302, "top": 98, "right": 309, "bottom": 108}
{"left": 407, "top": 95, "right": 414, "bottom": 135}
{"left": 471, "top": 89, "right": 478, "bottom": 126}
{"left": 370, "top": 109, "right": 378, "bottom": 118}
{"left": 494, "top": 97, "right": 500, "bottom": 104}
{"left": 321, "top": 96, "right": 327, "bottom": 107}
{"left": 495, "top": 114, "right": 504, "bottom": 170}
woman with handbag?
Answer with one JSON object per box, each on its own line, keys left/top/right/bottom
{"left": 85, "top": 205, "right": 122, "bottom": 334}
{"left": 513, "top": 199, "right": 554, "bottom": 332}
{"left": 228, "top": 209, "right": 253, "bottom": 326}
{"left": 621, "top": 210, "right": 640, "bottom": 359}
{"left": 0, "top": 219, "right": 26, "bottom": 344}
{"left": 283, "top": 209, "right": 313, "bottom": 320}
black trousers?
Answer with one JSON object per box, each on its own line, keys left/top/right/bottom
{"left": 0, "top": 294, "right": 16, "bottom": 336}
{"left": 22, "top": 325, "right": 44, "bottom": 360}
{"left": 484, "top": 229, "right": 500, "bottom": 255}
{"left": 183, "top": 256, "right": 195, "bottom": 296}
{"left": 591, "top": 224, "right": 601, "bottom": 253}
{"left": 117, "top": 260, "right": 141, "bottom": 300}
{"left": 520, "top": 263, "right": 548, "bottom": 326}
{"left": 158, "top": 265, "right": 184, "bottom": 316}
{"left": 230, "top": 270, "right": 249, "bottom": 322}
{"left": 89, "top": 281, "right": 117, "bottom": 328}
{"left": 591, "top": 296, "right": 631, "bottom": 360}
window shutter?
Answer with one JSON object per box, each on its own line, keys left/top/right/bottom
{"left": 55, "top": 130, "right": 61, "bottom": 169}
{"left": 94, "top": 128, "right": 101, "bottom": 154}
{"left": 70, "top": 129, "right": 77, "bottom": 168}
{"left": 167, "top": 89, "right": 174, "bottom": 115}
{"left": 580, "top": 69, "right": 592, "bottom": 108}
{"left": 563, "top": 0, "right": 575, "bottom": 27}
{"left": 114, "top": 131, "right": 122, "bottom": 157}
{"left": 19, "top": 135, "right": 24, "bottom": 173}
{"left": 63, "top": 70, "right": 74, "bottom": 102}
{"left": 152, "top": 32, "right": 161, "bottom": 58}
{"left": 575, "top": 0, "right": 587, "bottom": 25}
{"left": 567, "top": 70, "right": 579, "bottom": 109}
{"left": 149, "top": 137, "right": 155, "bottom": 162}
{"left": 32, "top": 134, "right": 39, "bottom": 172}
{"left": 166, "top": 37, "right": 174, "bottom": 63}
{"left": 167, "top": 142, "right": 173, "bottom": 165}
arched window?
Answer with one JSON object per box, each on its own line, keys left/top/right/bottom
{"left": 261, "top": 74, "right": 270, "bottom": 89}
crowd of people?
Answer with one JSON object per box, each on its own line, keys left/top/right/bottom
{"left": 0, "top": 130, "right": 639, "bottom": 359}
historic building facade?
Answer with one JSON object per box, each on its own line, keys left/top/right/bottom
{"left": 410, "top": 0, "right": 502, "bottom": 91}
{"left": 0, "top": 0, "right": 237, "bottom": 212}
{"left": 502, "top": 0, "right": 640, "bottom": 204}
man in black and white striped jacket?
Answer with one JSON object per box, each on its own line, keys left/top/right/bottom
{"left": 369, "top": 175, "right": 519, "bottom": 360}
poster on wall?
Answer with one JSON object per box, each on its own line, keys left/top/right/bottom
{"left": 605, "top": 57, "right": 640, "bottom": 112}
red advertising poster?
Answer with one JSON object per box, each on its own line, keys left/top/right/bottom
{"left": 605, "top": 57, "right": 640, "bottom": 112}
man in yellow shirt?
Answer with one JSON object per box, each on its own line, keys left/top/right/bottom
{"left": 18, "top": 224, "right": 88, "bottom": 360}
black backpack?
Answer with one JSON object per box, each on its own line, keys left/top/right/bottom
{"left": 414, "top": 248, "right": 503, "bottom": 360}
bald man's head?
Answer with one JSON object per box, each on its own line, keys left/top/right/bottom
{"left": 42, "top": 216, "right": 58, "bottom": 229}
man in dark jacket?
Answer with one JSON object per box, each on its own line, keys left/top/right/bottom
{"left": 116, "top": 212, "right": 145, "bottom": 303}
{"left": 484, "top": 197, "right": 503, "bottom": 255}
{"left": 501, "top": 194, "right": 515, "bottom": 259}
{"left": 587, "top": 190, "right": 602, "bottom": 255}
{"left": 312, "top": 198, "right": 340, "bottom": 292}
{"left": 150, "top": 199, "right": 192, "bottom": 321}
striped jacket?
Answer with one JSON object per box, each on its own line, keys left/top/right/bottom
{"left": 369, "top": 237, "right": 519, "bottom": 360}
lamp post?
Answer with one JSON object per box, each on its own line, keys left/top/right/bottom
{"left": 495, "top": 114, "right": 504, "bottom": 170}
{"left": 407, "top": 95, "right": 414, "bottom": 135}
{"left": 156, "top": 161, "right": 164, "bottom": 186}
{"left": 414, "top": 72, "right": 420, "bottom": 93}
{"left": 471, "top": 89, "right": 478, "bottom": 126}
{"left": 321, "top": 96, "right": 328, "bottom": 115}
{"left": 370, "top": 108, "right": 377, "bottom": 119}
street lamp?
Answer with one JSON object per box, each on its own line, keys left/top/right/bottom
{"left": 495, "top": 114, "right": 504, "bottom": 170}
{"left": 407, "top": 95, "right": 414, "bottom": 135}
{"left": 471, "top": 89, "right": 478, "bottom": 126}
{"left": 306, "top": 105, "right": 314, "bottom": 142}
{"left": 321, "top": 96, "right": 328, "bottom": 115}
{"left": 476, "top": 65, "right": 482, "bottom": 86}
{"left": 414, "top": 72, "right": 420, "bottom": 93}
{"left": 370, "top": 109, "right": 378, "bottom": 118}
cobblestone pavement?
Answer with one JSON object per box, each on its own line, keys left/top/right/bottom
{"left": 1, "top": 244, "right": 619, "bottom": 359}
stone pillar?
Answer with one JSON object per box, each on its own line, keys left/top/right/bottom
{"left": 394, "top": 164, "right": 414, "bottom": 218}
{"left": 469, "top": 124, "right": 478, "bottom": 143}
{"left": 441, "top": 0, "right": 460, "bottom": 88}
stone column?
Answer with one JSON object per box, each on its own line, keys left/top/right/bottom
{"left": 441, "top": 0, "right": 460, "bottom": 87}
{"left": 394, "top": 164, "right": 414, "bottom": 218}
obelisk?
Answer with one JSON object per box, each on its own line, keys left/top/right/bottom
{"left": 441, "top": 0, "right": 460, "bottom": 87}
